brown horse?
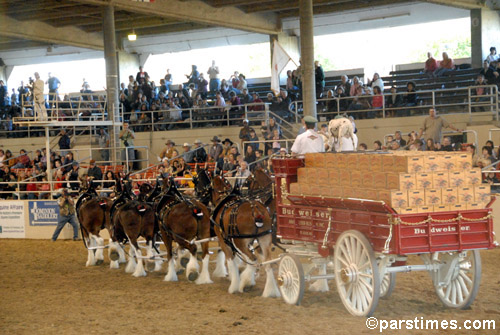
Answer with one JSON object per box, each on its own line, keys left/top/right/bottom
{"left": 211, "top": 177, "right": 281, "bottom": 297}
{"left": 108, "top": 178, "right": 157, "bottom": 277}
{"left": 211, "top": 174, "right": 232, "bottom": 206}
{"left": 76, "top": 178, "right": 126, "bottom": 268}
{"left": 157, "top": 178, "right": 213, "bottom": 284}
{"left": 245, "top": 168, "right": 275, "bottom": 213}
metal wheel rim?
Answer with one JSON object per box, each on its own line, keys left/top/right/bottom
{"left": 380, "top": 272, "right": 396, "bottom": 299}
{"left": 278, "top": 255, "right": 304, "bottom": 305}
{"left": 334, "top": 231, "right": 380, "bottom": 317}
{"left": 435, "top": 250, "right": 481, "bottom": 309}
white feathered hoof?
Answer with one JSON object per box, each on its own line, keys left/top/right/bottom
{"left": 132, "top": 262, "right": 147, "bottom": 277}
{"left": 213, "top": 251, "right": 227, "bottom": 278}
{"left": 86, "top": 250, "right": 96, "bottom": 267}
{"left": 109, "top": 260, "right": 120, "bottom": 269}
{"left": 125, "top": 257, "right": 137, "bottom": 273}
{"left": 239, "top": 265, "right": 256, "bottom": 292}
{"left": 195, "top": 256, "right": 213, "bottom": 285}
{"left": 109, "top": 250, "right": 120, "bottom": 261}
{"left": 164, "top": 259, "right": 178, "bottom": 282}
{"left": 262, "top": 266, "right": 281, "bottom": 298}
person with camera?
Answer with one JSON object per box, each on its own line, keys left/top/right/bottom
{"left": 51, "top": 188, "right": 80, "bottom": 241}
{"left": 119, "top": 122, "right": 135, "bottom": 171}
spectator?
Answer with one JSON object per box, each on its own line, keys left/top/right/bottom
{"left": 58, "top": 129, "right": 71, "bottom": 157}
{"left": 102, "top": 171, "right": 115, "bottom": 198}
{"left": 119, "top": 122, "right": 135, "bottom": 171}
{"left": 394, "top": 130, "right": 407, "bottom": 147}
{"left": 135, "top": 66, "right": 148, "bottom": 83}
{"left": 369, "top": 73, "right": 384, "bottom": 93}
{"left": 286, "top": 70, "right": 294, "bottom": 91}
{"left": 192, "top": 139, "right": 207, "bottom": 163}
{"left": 221, "top": 138, "right": 233, "bottom": 159}
{"left": 235, "top": 74, "right": 247, "bottom": 94}
{"left": 208, "top": 136, "right": 224, "bottom": 168}
{"left": 97, "top": 128, "right": 110, "bottom": 163}
{"left": 245, "top": 145, "right": 256, "bottom": 165}
{"left": 424, "top": 52, "right": 438, "bottom": 76}
{"left": 12, "top": 149, "right": 30, "bottom": 169}
{"left": 229, "top": 71, "right": 240, "bottom": 91}
{"left": 336, "top": 75, "right": 351, "bottom": 97}
{"left": 433, "top": 52, "right": 455, "bottom": 77}
{"left": 207, "top": 60, "right": 220, "bottom": 92}
{"left": 46, "top": 72, "right": 61, "bottom": 108}
{"left": 486, "top": 47, "right": 498, "bottom": 63}
{"left": 373, "top": 140, "right": 382, "bottom": 151}
{"left": 359, "top": 143, "right": 368, "bottom": 151}
{"left": 87, "top": 159, "right": 103, "bottom": 182}
{"left": 184, "top": 65, "right": 200, "bottom": 89}
{"left": 223, "top": 153, "right": 238, "bottom": 173}
{"left": 63, "top": 152, "right": 74, "bottom": 173}
{"left": 249, "top": 92, "right": 264, "bottom": 112}
{"left": 68, "top": 161, "right": 80, "bottom": 193}
{"left": 241, "top": 88, "right": 253, "bottom": 105}
{"left": 0, "top": 149, "right": 4, "bottom": 168}
{"left": 402, "top": 81, "right": 418, "bottom": 116}
{"left": 372, "top": 86, "right": 384, "bottom": 111}
{"left": 234, "top": 161, "right": 251, "bottom": 188}
{"left": 160, "top": 140, "right": 176, "bottom": 160}
{"left": 239, "top": 119, "right": 254, "bottom": 148}
{"left": 197, "top": 73, "right": 208, "bottom": 99}
{"left": 385, "top": 85, "right": 402, "bottom": 117}
{"left": 315, "top": 61, "right": 325, "bottom": 99}
{"left": 38, "top": 176, "right": 50, "bottom": 199}
{"left": 271, "top": 128, "right": 282, "bottom": 153}
{"left": 33, "top": 72, "right": 48, "bottom": 121}
{"left": 426, "top": 138, "right": 437, "bottom": 151}
{"left": 349, "top": 76, "right": 362, "bottom": 97}
{"left": 440, "top": 136, "right": 454, "bottom": 151}
{"left": 247, "top": 129, "right": 259, "bottom": 153}
{"left": 419, "top": 108, "right": 461, "bottom": 145}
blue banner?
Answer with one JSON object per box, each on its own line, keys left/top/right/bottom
{"left": 29, "top": 201, "right": 59, "bottom": 226}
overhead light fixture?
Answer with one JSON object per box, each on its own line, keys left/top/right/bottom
{"left": 128, "top": 30, "right": 137, "bottom": 41}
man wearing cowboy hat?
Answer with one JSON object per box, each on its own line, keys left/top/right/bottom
{"left": 239, "top": 119, "right": 255, "bottom": 148}
{"left": 160, "top": 139, "right": 176, "bottom": 159}
{"left": 208, "top": 136, "right": 224, "bottom": 169}
{"left": 222, "top": 138, "right": 233, "bottom": 159}
{"left": 193, "top": 139, "right": 207, "bottom": 163}
{"left": 291, "top": 115, "right": 325, "bottom": 156}
{"left": 182, "top": 142, "right": 195, "bottom": 164}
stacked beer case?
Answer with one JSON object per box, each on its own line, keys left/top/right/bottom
{"left": 289, "top": 151, "right": 491, "bottom": 214}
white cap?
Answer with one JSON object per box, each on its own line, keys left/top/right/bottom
{"left": 183, "top": 142, "right": 191, "bottom": 147}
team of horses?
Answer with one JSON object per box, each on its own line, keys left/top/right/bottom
{"left": 75, "top": 167, "right": 280, "bottom": 297}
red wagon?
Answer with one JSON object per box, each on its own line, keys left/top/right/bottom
{"left": 272, "top": 157, "right": 497, "bottom": 317}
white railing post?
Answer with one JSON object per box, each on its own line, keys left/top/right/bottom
{"left": 468, "top": 86, "right": 472, "bottom": 115}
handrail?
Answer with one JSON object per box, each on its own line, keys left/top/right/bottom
{"left": 289, "top": 85, "right": 499, "bottom": 120}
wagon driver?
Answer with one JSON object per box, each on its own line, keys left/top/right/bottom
{"left": 291, "top": 115, "right": 325, "bottom": 156}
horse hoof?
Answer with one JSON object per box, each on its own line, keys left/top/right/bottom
{"left": 145, "top": 260, "right": 156, "bottom": 272}
{"left": 96, "top": 259, "right": 104, "bottom": 266}
{"left": 109, "top": 250, "right": 120, "bottom": 261}
{"left": 176, "top": 269, "right": 185, "bottom": 275}
{"left": 188, "top": 271, "right": 199, "bottom": 282}
{"left": 180, "top": 257, "right": 189, "bottom": 268}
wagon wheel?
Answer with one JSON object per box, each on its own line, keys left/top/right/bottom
{"left": 379, "top": 272, "right": 396, "bottom": 299}
{"left": 334, "top": 230, "right": 380, "bottom": 317}
{"left": 277, "top": 254, "right": 305, "bottom": 305}
{"left": 432, "top": 250, "right": 481, "bottom": 309}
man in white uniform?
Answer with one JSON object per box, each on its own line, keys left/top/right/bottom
{"left": 33, "top": 72, "right": 47, "bottom": 121}
{"left": 291, "top": 115, "right": 324, "bottom": 156}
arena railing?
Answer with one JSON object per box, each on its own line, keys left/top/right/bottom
{"left": 288, "top": 85, "right": 499, "bottom": 122}
{"left": 120, "top": 102, "right": 269, "bottom": 132}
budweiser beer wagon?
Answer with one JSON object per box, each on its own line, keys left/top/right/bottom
{"left": 272, "top": 152, "right": 497, "bottom": 317}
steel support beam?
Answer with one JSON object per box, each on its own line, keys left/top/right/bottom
{"left": 299, "top": 0, "right": 316, "bottom": 119}
{"left": 72, "top": 0, "right": 280, "bottom": 35}
{"left": 0, "top": 14, "right": 104, "bottom": 50}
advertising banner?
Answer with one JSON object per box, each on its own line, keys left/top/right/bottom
{"left": 0, "top": 201, "right": 26, "bottom": 238}
{"left": 29, "top": 201, "right": 59, "bottom": 226}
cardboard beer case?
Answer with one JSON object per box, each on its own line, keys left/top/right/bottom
{"left": 458, "top": 187, "right": 475, "bottom": 204}
{"left": 386, "top": 173, "right": 416, "bottom": 191}
{"left": 416, "top": 173, "right": 433, "bottom": 189}
{"left": 449, "top": 171, "right": 466, "bottom": 188}
{"left": 465, "top": 169, "right": 482, "bottom": 186}
{"left": 425, "top": 189, "right": 442, "bottom": 206}
{"left": 432, "top": 171, "right": 449, "bottom": 188}
{"left": 442, "top": 188, "right": 458, "bottom": 205}
{"left": 408, "top": 190, "right": 425, "bottom": 207}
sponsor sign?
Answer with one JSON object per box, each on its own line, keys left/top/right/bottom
{"left": 29, "top": 201, "right": 59, "bottom": 226}
{"left": 0, "top": 201, "right": 26, "bottom": 238}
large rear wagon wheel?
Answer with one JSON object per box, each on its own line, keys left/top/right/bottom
{"left": 278, "top": 254, "right": 305, "bottom": 305}
{"left": 380, "top": 271, "right": 396, "bottom": 299}
{"left": 334, "top": 230, "right": 380, "bottom": 317}
{"left": 433, "top": 250, "right": 481, "bottom": 309}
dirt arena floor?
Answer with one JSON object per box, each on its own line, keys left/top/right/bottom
{"left": 0, "top": 239, "right": 499, "bottom": 335}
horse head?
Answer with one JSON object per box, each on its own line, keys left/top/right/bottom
{"left": 211, "top": 174, "right": 232, "bottom": 205}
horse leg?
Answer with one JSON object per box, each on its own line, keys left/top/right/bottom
{"left": 235, "top": 239, "right": 257, "bottom": 293}
{"left": 145, "top": 240, "right": 156, "bottom": 272}
{"left": 185, "top": 243, "right": 200, "bottom": 282}
{"left": 86, "top": 233, "right": 96, "bottom": 267}
{"left": 94, "top": 235, "right": 104, "bottom": 265}
{"left": 212, "top": 249, "right": 227, "bottom": 278}
{"left": 195, "top": 241, "right": 213, "bottom": 285}
{"left": 163, "top": 232, "right": 178, "bottom": 282}
{"left": 257, "top": 234, "right": 281, "bottom": 298}
{"left": 108, "top": 240, "right": 120, "bottom": 269}
{"left": 152, "top": 247, "right": 164, "bottom": 272}
{"left": 131, "top": 239, "right": 146, "bottom": 277}
{"left": 125, "top": 244, "right": 137, "bottom": 274}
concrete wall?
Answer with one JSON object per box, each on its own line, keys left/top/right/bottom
{"left": 471, "top": 8, "right": 500, "bottom": 68}
{"left": 118, "top": 51, "right": 140, "bottom": 86}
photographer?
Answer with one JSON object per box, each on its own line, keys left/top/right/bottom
{"left": 119, "top": 122, "right": 135, "bottom": 171}
{"left": 51, "top": 188, "right": 79, "bottom": 241}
